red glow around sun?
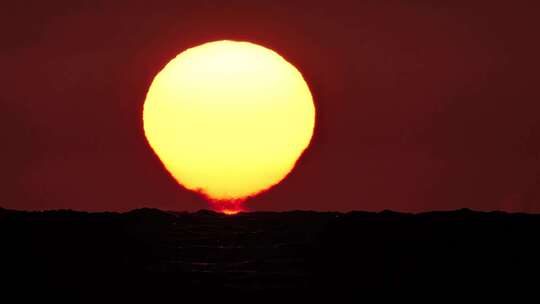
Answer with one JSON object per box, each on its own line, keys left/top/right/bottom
{"left": 209, "top": 199, "right": 246, "bottom": 215}
{"left": 221, "top": 209, "right": 241, "bottom": 215}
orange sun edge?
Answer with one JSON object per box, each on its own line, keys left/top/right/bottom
{"left": 195, "top": 190, "right": 249, "bottom": 215}
{"left": 192, "top": 157, "right": 310, "bottom": 215}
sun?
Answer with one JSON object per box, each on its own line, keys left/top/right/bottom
{"left": 143, "top": 40, "right": 315, "bottom": 213}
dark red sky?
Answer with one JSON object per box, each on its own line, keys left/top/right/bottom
{"left": 1, "top": 0, "right": 539, "bottom": 212}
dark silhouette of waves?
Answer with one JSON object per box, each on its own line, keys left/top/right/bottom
{"left": 1, "top": 207, "right": 539, "bottom": 299}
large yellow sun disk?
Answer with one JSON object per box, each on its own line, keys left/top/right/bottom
{"left": 143, "top": 40, "right": 315, "bottom": 206}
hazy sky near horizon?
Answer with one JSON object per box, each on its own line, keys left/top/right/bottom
{"left": 1, "top": 0, "right": 539, "bottom": 212}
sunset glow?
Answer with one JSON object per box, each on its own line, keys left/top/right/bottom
{"left": 143, "top": 40, "right": 315, "bottom": 213}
